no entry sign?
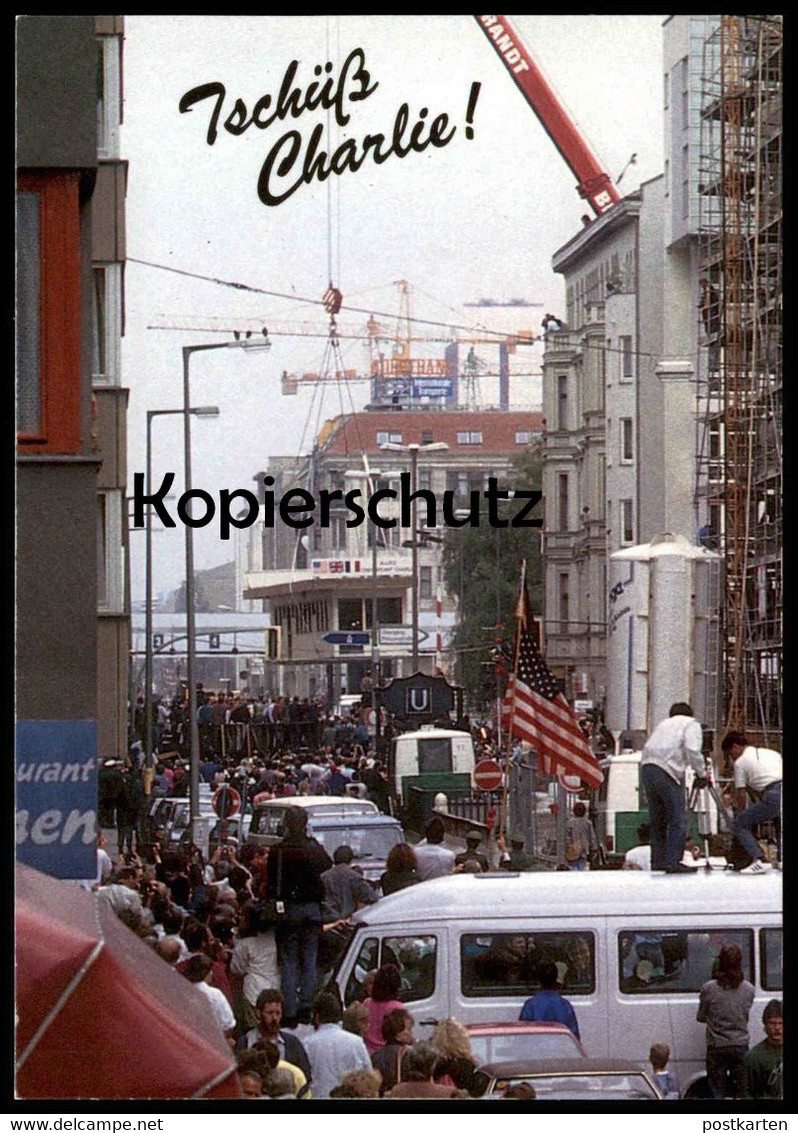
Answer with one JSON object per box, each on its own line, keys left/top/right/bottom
{"left": 212, "top": 785, "right": 241, "bottom": 818}
{"left": 473, "top": 759, "right": 503, "bottom": 792}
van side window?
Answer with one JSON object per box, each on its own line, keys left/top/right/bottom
{"left": 461, "top": 932, "right": 595, "bottom": 997}
{"left": 344, "top": 935, "right": 437, "bottom": 1005}
{"left": 760, "top": 928, "right": 782, "bottom": 991}
{"left": 618, "top": 929, "right": 753, "bottom": 994}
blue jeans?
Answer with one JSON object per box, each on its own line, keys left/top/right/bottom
{"left": 568, "top": 859, "right": 587, "bottom": 871}
{"left": 733, "top": 783, "right": 781, "bottom": 862}
{"left": 276, "top": 902, "right": 322, "bottom": 1020}
{"left": 641, "top": 763, "right": 686, "bottom": 871}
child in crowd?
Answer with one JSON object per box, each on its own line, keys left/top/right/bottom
{"left": 650, "top": 1042, "right": 680, "bottom": 1099}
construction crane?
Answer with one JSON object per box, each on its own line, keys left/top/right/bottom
{"left": 475, "top": 15, "right": 622, "bottom": 217}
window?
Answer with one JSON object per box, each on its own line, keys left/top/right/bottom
{"left": 447, "top": 471, "right": 470, "bottom": 498}
{"left": 557, "top": 375, "right": 568, "bottom": 430}
{"left": 365, "top": 596, "right": 402, "bottom": 627}
{"left": 559, "top": 573, "right": 570, "bottom": 633}
{"left": 345, "top": 935, "right": 437, "bottom": 1005}
{"left": 419, "top": 565, "right": 433, "bottom": 600}
{"left": 331, "top": 515, "right": 347, "bottom": 551}
{"left": 681, "top": 56, "right": 690, "bottom": 131}
{"left": 760, "top": 928, "right": 782, "bottom": 991}
{"left": 618, "top": 929, "right": 753, "bottom": 994}
{"left": 418, "top": 468, "right": 432, "bottom": 492}
{"left": 682, "top": 144, "right": 690, "bottom": 219}
{"left": 664, "top": 158, "right": 670, "bottom": 199}
{"left": 376, "top": 431, "right": 402, "bottom": 445}
{"left": 619, "top": 336, "right": 633, "bottom": 381}
{"left": 16, "top": 173, "right": 82, "bottom": 453}
{"left": 421, "top": 430, "right": 434, "bottom": 445}
{"left": 457, "top": 431, "right": 483, "bottom": 445}
{"left": 558, "top": 474, "right": 569, "bottom": 532}
{"left": 16, "top": 191, "right": 40, "bottom": 435}
{"left": 92, "top": 264, "right": 122, "bottom": 385}
{"left": 97, "top": 489, "right": 124, "bottom": 613}
{"left": 620, "top": 499, "right": 634, "bottom": 545}
{"left": 417, "top": 737, "right": 452, "bottom": 774}
{"left": 338, "top": 598, "right": 363, "bottom": 631}
{"left": 461, "top": 931, "right": 595, "bottom": 997}
{"left": 620, "top": 418, "right": 633, "bottom": 463}
{"left": 97, "top": 35, "right": 121, "bottom": 159}
{"left": 515, "top": 431, "right": 531, "bottom": 445}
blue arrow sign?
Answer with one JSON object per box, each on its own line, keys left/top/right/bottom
{"left": 322, "top": 631, "right": 371, "bottom": 646}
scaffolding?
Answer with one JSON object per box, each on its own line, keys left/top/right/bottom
{"left": 696, "top": 16, "right": 782, "bottom": 744}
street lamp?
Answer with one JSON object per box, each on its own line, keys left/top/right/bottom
{"left": 144, "top": 405, "right": 219, "bottom": 780}
{"left": 182, "top": 337, "right": 270, "bottom": 842}
{"left": 380, "top": 441, "right": 449, "bottom": 671}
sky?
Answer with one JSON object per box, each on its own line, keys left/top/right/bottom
{"left": 121, "top": 14, "right": 665, "bottom": 601}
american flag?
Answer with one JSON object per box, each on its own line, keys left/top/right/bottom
{"left": 503, "top": 584, "right": 603, "bottom": 789}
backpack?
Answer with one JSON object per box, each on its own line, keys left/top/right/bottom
{"left": 565, "top": 839, "right": 583, "bottom": 862}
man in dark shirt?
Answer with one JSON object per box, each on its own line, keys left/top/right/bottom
{"left": 321, "top": 845, "right": 378, "bottom": 922}
{"left": 744, "top": 1000, "right": 782, "bottom": 1100}
{"left": 454, "top": 830, "right": 489, "bottom": 872}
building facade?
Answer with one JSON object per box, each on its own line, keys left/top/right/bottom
{"left": 242, "top": 409, "right": 542, "bottom": 701}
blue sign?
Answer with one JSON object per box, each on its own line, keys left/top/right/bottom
{"left": 322, "top": 631, "right": 371, "bottom": 646}
{"left": 16, "top": 720, "right": 97, "bottom": 880}
{"left": 411, "top": 378, "right": 453, "bottom": 398}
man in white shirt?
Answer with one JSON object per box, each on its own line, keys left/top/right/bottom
{"left": 623, "top": 823, "right": 652, "bottom": 870}
{"left": 722, "top": 731, "right": 782, "bottom": 875}
{"left": 183, "top": 954, "right": 236, "bottom": 1040}
{"left": 641, "top": 702, "right": 706, "bottom": 874}
{"left": 302, "top": 993, "right": 371, "bottom": 1098}
{"left": 413, "top": 816, "right": 455, "bottom": 881}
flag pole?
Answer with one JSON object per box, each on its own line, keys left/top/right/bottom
{"left": 500, "top": 559, "right": 527, "bottom": 844}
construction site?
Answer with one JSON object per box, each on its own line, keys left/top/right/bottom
{"left": 696, "top": 15, "right": 782, "bottom": 746}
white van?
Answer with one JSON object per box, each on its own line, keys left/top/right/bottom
{"left": 389, "top": 727, "right": 475, "bottom": 810}
{"left": 329, "top": 870, "right": 781, "bottom": 1099}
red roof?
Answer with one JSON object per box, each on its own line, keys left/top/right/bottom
{"left": 320, "top": 410, "right": 543, "bottom": 457}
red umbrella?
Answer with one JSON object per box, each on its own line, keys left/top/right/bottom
{"left": 15, "top": 862, "right": 242, "bottom": 1099}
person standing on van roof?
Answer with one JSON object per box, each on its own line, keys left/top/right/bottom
{"left": 519, "top": 961, "right": 580, "bottom": 1039}
{"left": 640, "top": 702, "right": 706, "bottom": 873}
{"left": 414, "top": 817, "right": 456, "bottom": 881}
{"left": 623, "top": 823, "right": 652, "bottom": 870}
{"left": 721, "top": 732, "right": 781, "bottom": 875}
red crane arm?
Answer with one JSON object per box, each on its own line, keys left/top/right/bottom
{"left": 475, "top": 15, "right": 621, "bottom": 216}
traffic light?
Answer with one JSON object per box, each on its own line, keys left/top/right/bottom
{"left": 265, "top": 626, "right": 282, "bottom": 661}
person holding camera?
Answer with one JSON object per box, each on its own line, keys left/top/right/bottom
{"left": 641, "top": 702, "right": 706, "bottom": 873}
{"left": 721, "top": 732, "right": 782, "bottom": 874}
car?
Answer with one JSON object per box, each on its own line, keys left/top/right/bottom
{"left": 465, "top": 1021, "right": 587, "bottom": 1066}
{"left": 308, "top": 814, "right": 404, "bottom": 886}
{"left": 471, "top": 1057, "right": 663, "bottom": 1100}
{"left": 246, "top": 796, "right": 379, "bottom": 849}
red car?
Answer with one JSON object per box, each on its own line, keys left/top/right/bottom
{"left": 465, "top": 1021, "right": 587, "bottom": 1066}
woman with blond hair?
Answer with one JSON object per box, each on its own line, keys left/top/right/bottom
{"left": 430, "top": 1017, "right": 479, "bottom": 1095}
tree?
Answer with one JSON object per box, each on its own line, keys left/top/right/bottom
{"left": 441, "top": 444, "right": 543, "bottom": 711}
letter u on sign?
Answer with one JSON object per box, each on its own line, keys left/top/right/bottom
{"left": 406, "top": 687, "right": 430, "bottom": 714}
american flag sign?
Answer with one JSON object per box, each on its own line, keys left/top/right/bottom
{"left": 503, "top": 585, "right": 603, "bottom": 789}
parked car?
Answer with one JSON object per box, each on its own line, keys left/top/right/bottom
{"left": 465, "top": 1021, "right": 587, "bottom": 1066}
{"left": 246, "top": 797, "right": 379, "bottom": 849}
{"left": 472, "top": 1058, "right": 663, "bottom": 1100}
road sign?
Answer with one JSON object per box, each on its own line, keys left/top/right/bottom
{"left": 322, "top": 631, "right": 371, "bottom": 647}
{"left": 212, "top": 785, "right": 241, "bottom": 818}
{"left": 473, "top": 758, "right": 504, "bottom": 792}
{"left": 379, "top": 626, "right": 414, "bottom": 646}
{"left": 558, "top": 773, "right": 582, "bottom": 794}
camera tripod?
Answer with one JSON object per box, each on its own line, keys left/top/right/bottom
{"left": 686, "top": 761, "right": 734, "bottom": 871}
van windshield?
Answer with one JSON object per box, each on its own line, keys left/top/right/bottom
{"left": 417, "top": 737, "right": 452, "bottom": 773}
{"left": 313, "top": 824, "right": 402, "bottom": 861}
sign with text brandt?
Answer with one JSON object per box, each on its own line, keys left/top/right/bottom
{"left": 16, "top": 719, "right": 97, "bottom": 880}
{"left": 322, "top": 631, "right": 371, "bottom": 647}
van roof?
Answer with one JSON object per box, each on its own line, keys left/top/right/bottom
{"left": 353, "top": 870, "right": 781, "bottom": 925}
{"left": 394, "top": 728, "right": 471, "bottom": 741}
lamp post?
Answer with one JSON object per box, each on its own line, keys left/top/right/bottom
{"left": 380, "top": 441, "right": 449, "bottom": 672}
{"left": 182, "top": 337, "right": 270, "bottom": 842}
{"left": 144, "top": 405, "right": 219, "bottom": 780}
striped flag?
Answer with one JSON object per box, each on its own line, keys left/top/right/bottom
{"left": 503, "top": 583, "right": 603, "bottom": 789}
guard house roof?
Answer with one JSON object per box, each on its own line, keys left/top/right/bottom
{"left": 351, "top": 870, "right": 781, "bottom": 927}
{"left": 318, "top": 411, "right": 543, "bottom": 457}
